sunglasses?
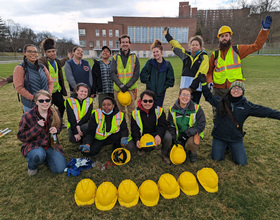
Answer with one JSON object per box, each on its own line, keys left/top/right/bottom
{"left": 142, "top": 99, "right": 154, "bottom": 103}
{"left": 38, "top": 99, "right": 51, "bottom": 103}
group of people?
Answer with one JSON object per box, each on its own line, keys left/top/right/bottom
{"left": 1, "top": 15, "right": 279, "bottom": 176}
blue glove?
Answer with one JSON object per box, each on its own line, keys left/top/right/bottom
{"left": 120, "top": 137, "right": 129, "bottom": 147}
{"left": 208, "top": 82, "right": 214, "bottom": 91}
{"left": 80, "top": 145, "right": 90, "bottom": 153}
{"left": 262, "top": 16, "right": 272, "bottom": 29}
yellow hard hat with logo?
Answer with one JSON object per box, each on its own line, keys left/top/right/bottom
{"left": 139, "top": 180, "right": 159, "bottom": 207}
{"left": 74, "top": 179, "right": 97, "bottom": 206}
{"left": 140, "top": 134, "right": 155, "bottom": 148}
{"left": 158, "top": 173, "right": 180, "bottom": 199}
{"left": 95, "top": 182, "right": 118, "bottom": 211}
{"left": 197, "top": 168, "right": 218, "bottom": 193}
{"left": 178, "top": 172, "right": 199, "bottom": 196}
{"left": 111, "top": 148, "right": 131, "bottom": 165}
{"left": 170, "top": 144, "right": 186, "bottom": 165}
{"left": 118, "top": 179, "right": 139, "bottom": 208}
{"left": 217, "top": 25, "right": 233, "bottom": 38}
{"left": 117, "top": 91, "right": 131, "bottom": 106}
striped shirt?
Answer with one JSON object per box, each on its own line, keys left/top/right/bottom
{"left": 98, "top": 60, "right": 113, "bottom": 94}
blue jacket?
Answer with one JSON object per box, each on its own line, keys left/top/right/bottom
{"left": 202, "top": 85, "right": 280, "bottom": 142}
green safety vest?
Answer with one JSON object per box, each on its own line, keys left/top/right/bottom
{"left": 65, "top": 97, "right": 93, "bottom": 129}
{"left": 169, "top": 104, "right": 204, "bottom": 140}
{"left": 132, "top": 106, "right": 163, "bottom": 135}
{"left": 94, "top": 109, "right": 124, "bottom": 140}
{"left": 48, "top": 61, "right": 61, "bottom": 93}
{"left": 213, "top": 45, "right": 244, "bottom": 84}
{"left": 113, "top": 53, "right": 137, "bottom": 91}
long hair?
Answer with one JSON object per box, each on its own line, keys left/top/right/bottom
{"left": 218, "top": 92, "right": 231, "bottom": 117}
{"left": 23, "top": 44, "right": 40, "bottom": 71}
{"left": 34, "top": 90, "right": 61, "bottom": 128}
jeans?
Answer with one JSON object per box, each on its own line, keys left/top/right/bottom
{"left": 211, "top": 137, "right": 247, "bottom": 166}
{"left": 26, "top": 147, "right": 67, "bottom": 173}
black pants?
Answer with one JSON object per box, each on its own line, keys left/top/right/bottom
{"left": 52, "top": 91, "right": 65, "bottom": 119}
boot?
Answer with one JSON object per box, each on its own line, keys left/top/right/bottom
{"left": 188, "top": 150, "right": 197, "bottom": 163}
{"left": 161, "top": 154, "right": 171, "bottom": 165}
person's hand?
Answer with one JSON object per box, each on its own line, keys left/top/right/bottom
{"left": 120, "top": 84, "right": 128, "bottom": 93}
{"left": 76, "top": 126, "right": 83, "bottom": 136}
{"left": 190, "top": 78, "right": 200, "bottom": 90}
{"left": 197, "top": 72, "right": 207, "bottom": 84}
{"left": 0, "top": 77, "right": 8, "bottom": 88}
{"left": 262, "top": 15, "right": 272, "bottom": 29}
{"left": 74, "top": 134, "right": 81, "bottom": 142}
{"left": 120, "top": 137, "right": 129, "bottom": 147}
{"left": 37, "top": 119, "right": 45, "bottom": 127}
{"left": 49, "top": 127, "right": 57, "bottom": 134}
{"left": 163, "top": 27, "right": 169, "bottom": 36}
{"left": 80, "top": 144, "right": 90, "bottom": 153}
{"left": 208, "top": 82, "right": 214, "bottom": 90}
{"left": 179, "top": 133, "right": 188, "bottom": 142}
{"left": 154, "top": 135, "right": 161, "bottom": 146}
{"left": 136, "top": 140, "right": 141, "bottom": 149}
{"left": 67, "top": 52, "right": 73, "bottom": 60}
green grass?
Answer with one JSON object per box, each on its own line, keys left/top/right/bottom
{"left": 0, "top": 56, "right": 280, "bottom": 219}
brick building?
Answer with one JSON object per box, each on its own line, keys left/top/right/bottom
{"left": 78, "top": 1, "right": 197, "bottom": 58}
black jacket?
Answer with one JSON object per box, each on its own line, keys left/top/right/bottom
{"left": 92, "top": 59, "right": 102, "bottom": 94}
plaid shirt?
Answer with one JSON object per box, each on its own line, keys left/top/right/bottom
{"left": 17, "top": 106, "right": 63, "bottom": 157}
{"left": 98, "top": 60, "right": 113, "bottom": 94}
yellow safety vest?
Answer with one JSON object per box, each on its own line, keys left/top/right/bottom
{"left": 213, "top": 45, "right": 244, "bottom": 84}
{"left": 48, "top": 61, "right": 61, "bottom": 93}
{"left": 113, "top": 53, "right": 137, "bottom": 91}
{"left": 65, "top": 97, "right": 93, "bottom": 129}
{"left": 94, "top": 109, "right": 124, "bottom": 140}
{"left": 132, "top": 106, "right": 163, "bottom": 135}
{"left": 170, "top": 104, "right": 204, "bottom": 140}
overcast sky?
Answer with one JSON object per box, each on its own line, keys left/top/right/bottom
{"left": 1, "top": 0, "right": 243, "bottom": 43}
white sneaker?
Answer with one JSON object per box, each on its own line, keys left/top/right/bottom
{"left": 28, "top": 169, "right": 38, "bottom": 176}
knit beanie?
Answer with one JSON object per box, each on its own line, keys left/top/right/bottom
{"left": 42, "top": 38, "right": 56, "bottom": 51}
{"left": 229, "top": 81, "right": 245, "bottom": 92}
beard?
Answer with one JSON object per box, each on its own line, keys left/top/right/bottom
{"left": 219, "top": 39, "right": 231, "bottom": 49}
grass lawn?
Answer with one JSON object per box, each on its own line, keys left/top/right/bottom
{"left": 0, "top": 55, "right": 280, "bottom": 219}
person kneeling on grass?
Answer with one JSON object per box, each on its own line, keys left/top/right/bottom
{"left": 80, "top": 96, "right": 129, "bottom": 156}
{"left": 167, "top": 88, "right": 206, "bottom": 163}
{"left": 65, "top": 83, "right": 93, "bottom": 143}
{"left": 194, "top": 73, "right": 280, "bottom": 165}
{"left": 17, "top": 90, "right": 66, "bottom": 176}
{"left": 127, "top": 90, "right": 172, "bottom": 164}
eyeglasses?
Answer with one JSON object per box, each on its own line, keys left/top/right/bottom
{"left": 231, "top": 87, "right": 242, "bottom": 91}
{"left": 142, "top": 99, "right": 154, "bottom": 103}
{"left": 180, "top": 93, "right": 191, "bottom": 97}
{"left": 38, "top": 99, "right": 51, "bottom": 103}
{"left": 26, "top": 50, "right": 38, "bottom": 54}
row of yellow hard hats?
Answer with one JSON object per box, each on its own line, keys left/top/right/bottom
{"left": 74, "top": 168, "right": 218, "bottom": 210}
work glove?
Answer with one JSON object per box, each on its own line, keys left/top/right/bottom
{"left": 120, "top": 137, "right": 129, "bottom": 147}
{"left": 190, "top": 78, "right": 200, "bottom": 90}
{"left": 178, "top": 133, "right": 188, "bottom": 142}
{"left": 197, "top": 72, "right": 207, "bottom": 84}
{"left": 208, "top": 82, "right": 214, "bottom": 91}
{"left": 120, "top": 84, "right": 128, "bottom": 93}
{"left": 262, "top": 15, "right": 272, "bottom": 30}
{"left": 163, "top": 27, "right": 173, "bottom": 42}
{"left": 80, "top": 145, "right": 90, "bottom": 153}
{"left": 172, "top": 139, "right": 178, "bottom": 146}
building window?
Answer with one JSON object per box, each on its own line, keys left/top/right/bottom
{"left": 89, "top": 41, "right": 94, "bottom": 47}
{"left": 102, "top": 30, "right": 106, "bottom": 37}
{"left": 96, "top": 29, "right": 100, "bottom": 37}
{"left": 116, "top": 41, "right": 119, "bottom": 49}
{"left": 115, "top": 30, "right": 119, "bottom": 37}
{"left": 79, "top": 40, "right": 86, "bottom": 47}
{"left": 79, "top": 29, "right": 86, "bottom": 36}
{"left": 109, "top": 40, "right": 113, "bottom": 48}
{"left": 103, "top": 40, "right": 106, "bottom": 46}
{"left": 109, "top": 29, "right": 113, "bottom": 37}
{"left": 96, "top": 40, "right": 100, "bottom": 49}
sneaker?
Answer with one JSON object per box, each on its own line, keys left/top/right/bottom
{"left": 188, "top": 151, "right": 197, "bottom": 163}
{"left": 28, "top": 169, "right": 38, "bottom": 176}
{"left": 137, "top": 150, "right": 145, "bottom": 156}
{"left": 161, "top": 154, "right": 171, "bottom": 165}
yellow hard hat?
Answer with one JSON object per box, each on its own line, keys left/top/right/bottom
{"left": 74, "top": 179, "right": 97, "bottom": 206}
{"left": 170, "top": 144, "right": 186, "bottom": 165}
{"left": 117, "top": 91, "right": 131, "bottom": 106}
{"left": 111, "top": 148, "right": 131, "bottom": 165}
{"left": 158, "top": 173, "right": 180, "bottom": 199}
{"left": 217, "top": 25, "right": 233, "bottom": 38}
{"left": 178, "top": 172, "right": 199, "bottom": 196}
{"left": 118, "top": 179, "right": 139, "bottom": 208}
{"left": 139, "top": 180, "right": 159, "bottom": 207}
{"left": 197, "top": 168, "right": 218, "bottom": 193}
{"left": 140, "top": 134, "right": 155, "bottom": 148}
{"left": 95, "top": 182, "right": 118, "bottom": 211}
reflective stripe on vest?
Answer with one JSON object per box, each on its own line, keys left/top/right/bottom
{"left": 132, "top": 106, "right": 163, "bottom": 135}
{"left": 213, "top": 45, "right": 243, "bottom": 84}
{"left": 48, "top": 61, "right": 61, "bottom": 93}
{"left": 94, "top": 109, "right": 123, "bottom": 140}
{"left": 170, "top": 104, "right": 204, "bottom": 139}
{"left": 113, "top": 53, "right": 137, "bottom": 91}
